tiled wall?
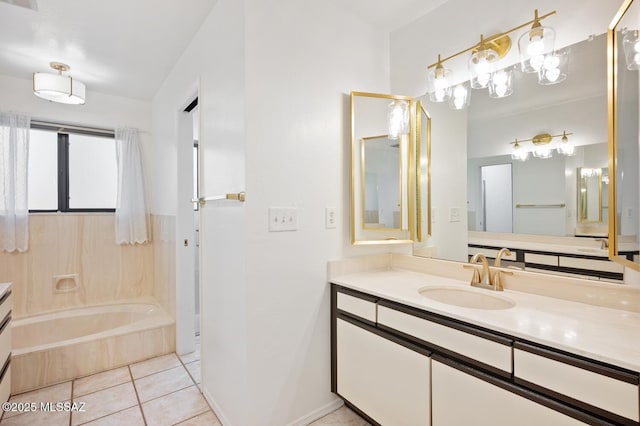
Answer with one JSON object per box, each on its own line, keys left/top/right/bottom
{"left": 151, "top": 215, "right": 176, "bottom": 317}
{"left": 0, "top": 214, "right": 175, "bottom": 318}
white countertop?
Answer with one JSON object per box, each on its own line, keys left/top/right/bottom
{"left": 331, "top": 268, "right": 640, "bottom": 372}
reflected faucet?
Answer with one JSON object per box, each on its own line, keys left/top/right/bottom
{"left": 595, "top": 238, "right": 609, "bottom": 250}
{"left": 494, "top": 248, "right": 512, "bottom": 267}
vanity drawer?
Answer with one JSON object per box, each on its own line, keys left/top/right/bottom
{"left": 377, "top": 303, "right": 512, "bottom": 375}
{"left": 0, "top": 355, "right": 9, "bottom": 404}
{"left": 336, "top": 290, "right": 376, "bottom": 324}
{"left": 558, "top": 257, "right": 624, "bottom": 274}
{"left": 0, "top": 312, "right": 10, "bottom": 366}
{"left": 514, "top": 342, "right": 640, "bottom": 423}
{"left": 525, "top": 253, "right": 558, "bottom": 266}
{"left": 0, "top": 291, "right": 11, "bottom": 328}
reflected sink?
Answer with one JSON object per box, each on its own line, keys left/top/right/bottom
{"left": 418, "top": 287, "right": 515, "bottom": 310}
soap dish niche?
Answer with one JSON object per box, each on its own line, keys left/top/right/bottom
{"left": 53, "top": 274, "right": 80, "bottom": 293}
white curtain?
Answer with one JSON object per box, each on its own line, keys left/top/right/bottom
{"left": 115, "top": 127, "right": 149, "bottom": 244}
{"left": 0, "top": 112, "right": 30, "bottom": 252}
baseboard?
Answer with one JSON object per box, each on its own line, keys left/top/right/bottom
{"left": 202, "top": 387, "right": 234, "bottom": 426}
{"left": 286, "top": 397, "right": 344, "bottom": 426}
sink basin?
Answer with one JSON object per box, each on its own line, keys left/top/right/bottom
{"left": 418, "top": 287, "right": 515, "bottom": 310}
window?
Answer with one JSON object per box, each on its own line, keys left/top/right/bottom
{"left": 28, "top": 127, "right": 117, "bottom": 212}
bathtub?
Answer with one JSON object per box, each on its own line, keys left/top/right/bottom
{"left": 11, "top": 302, "right": 175, "bottom": 394}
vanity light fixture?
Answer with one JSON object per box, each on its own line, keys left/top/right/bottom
{"left": 538, "top": 47, "right": 570, "bottom": 85}
{"left": 622, "top": 28, "right": 640, "bottom": 70}
{"left": 510, "top": 131, "right": 574, "bottom": 161}
{"left": 427, "top": 54, "right": 452, "bottom": 103}
{"left": 469, "top": 35, "right": 499, "bottom": 89}
{"left": 425, "top": 9, "right": 560, "bottom": 109}
{"left": 518, "top": 9, "right": 556, "bottom": 73}
{"left": 556, "top": 130, "right": 575, "bottom": 156}
{"left": 448, "top": 81, "right": 471, "bottom": 110}
{"left": 510, "top": 139, "right": 530, "bottom": 161}
{"left": 387, "top": 99, "right": 409, "bottom": 139}
{"left": 33, "top": 62, "right": 86, "bottom": 105}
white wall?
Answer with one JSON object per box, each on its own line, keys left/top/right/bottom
{"left": 151, "top": 0, "right": 407, "bottom": 425}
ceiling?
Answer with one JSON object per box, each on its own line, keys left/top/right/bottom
{"left": 0, "top": 0, "right": 217, "bottom": 100}
{"left": 330, "top": 0, "right": 451, "bottom": 31}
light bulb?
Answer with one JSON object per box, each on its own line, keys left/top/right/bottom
{"left": 477, "top": 73, "right": 490, "bottom": 87}
{"left": 527, "top": 37, "right": 544, "bottom": 56}
{"left": 530, "top": 55, "right": 544, "bottom": 71}
{"left": 543, "top": 55, "right": 560, "bottom": 70}
{"left": 495, "top": 85, "right": 507, "bottom": 97}
{"left": 634, "top": 53, "right": 640, "bottom": 66}
{"left": 452, "top": 85, "right": 466, "bottom": 98}
{"left": 492, "top": 70, "right": 508, "bottom": 86}
{"left": 546, "top": 68, "right": 560, "bottom": 82}
{"left": 634, "top": 40, "right": 640, "bottom": 53}
{"left": 454, "top": 97, "right": 464, "bottom": 109}
{"left": 434, "top": 88, "right": 447, "bottom": 102}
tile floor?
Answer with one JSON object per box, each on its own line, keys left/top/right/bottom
{"left": 1, "top": 339, "right": 366, "bottom": 426}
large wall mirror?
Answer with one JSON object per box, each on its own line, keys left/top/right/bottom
{"left": 608, "top": 0, "right": 640, "bottom": 270}
{"left": 403, "top": 0, "right": 640, "bottom": 281}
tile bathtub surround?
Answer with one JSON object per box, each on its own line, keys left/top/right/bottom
{"left": 0, "top": 214, "right": 157, "bottom": 318}
{"left": 0, "top": 351, "right": 365, "bottom": 426}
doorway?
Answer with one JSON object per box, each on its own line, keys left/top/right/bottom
{"left": 481, "top": 163, "right": 513, "bottom": 233}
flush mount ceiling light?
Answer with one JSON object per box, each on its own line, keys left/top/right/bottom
{"left": 509, "top": 131, "right": 574, "bottom": 161}
{"left": 426, "top": 9, "right": 563, "bottom": 110}
{"left": 33, "top": 62, "right": 86, "bottom": 105}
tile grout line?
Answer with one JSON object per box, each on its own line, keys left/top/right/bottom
{"left": 128, "top": 365, "right": 148, "bottom": 426}
{"left": 69, "top": 379, "right": 75, "bottom": 426}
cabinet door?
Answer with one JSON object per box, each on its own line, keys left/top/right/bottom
{"left": 432, "top": 359, "right": 587, "bottom": 426}
{"left": 337, "top": 318, "right": 430, "bottom": 425}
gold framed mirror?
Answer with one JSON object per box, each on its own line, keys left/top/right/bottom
{"left": 416, "top": 100, "right": 432, "bottom": 241}
{"left": 608, "top": 0, "right": 640, "bottom": 270}
{"left": 350, "top": 91, "right": 418, "bottom": 244}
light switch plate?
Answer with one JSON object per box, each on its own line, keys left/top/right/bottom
{"left": 325, "top": 207, "right": 337, "bottom": 229}
{"left": 269, "top": 207, "right": 298, "bottom": 231}
{"left": 449, "top": 207, "right": 461, "bottom": 222}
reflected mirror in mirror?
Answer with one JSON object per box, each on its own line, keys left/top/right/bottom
{"left": 362, "top": 135, "right": 402, "bottom": 230}
{"left": 351, "top": 91, "right": 414, "bottom": 244}
{"left": 609, "top": 0, "right": 640, "bottom": 269}
{"left": 578, "top": 167, "right": 608, "bottom": 223}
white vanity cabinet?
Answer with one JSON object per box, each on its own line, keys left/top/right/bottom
{"left": 331, "top": 283, "right": 640, "bottom": 426}
{"left": 333, "top": 288, "right": 431, "bottom": 425}
{"left": 432, "top": 358, "right": 587, "bottom": 426}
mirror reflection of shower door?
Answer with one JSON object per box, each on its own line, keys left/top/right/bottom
{"left": 481, "top": 164, "right": 513, "bottom": 233}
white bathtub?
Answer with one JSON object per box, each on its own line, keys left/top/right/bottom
{"left": 11, "top": 302, "right": 175, "bottom": 393}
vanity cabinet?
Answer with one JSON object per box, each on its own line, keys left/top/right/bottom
{"left": 0, "top": 288, "right": 11, "bottom": 404}
{"left": 333, "top": 288, "right": 431, "bottom": 425}
{"left": 331, "top": 284, "right": 640, "bottom": 426}
{"left": 432, "top": 357, "right": 588, "bottom": 426}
